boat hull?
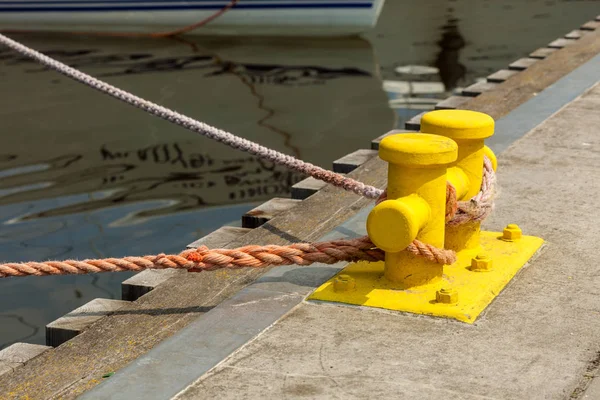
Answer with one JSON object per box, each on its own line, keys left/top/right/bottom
{"left": 0, "top": 0, "right": 385, "bottom": 36}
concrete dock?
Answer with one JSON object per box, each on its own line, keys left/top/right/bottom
{"left": 1, "top": 16, "right": 599, "bottom": 400}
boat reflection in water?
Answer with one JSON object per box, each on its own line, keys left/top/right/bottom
{"left": 0, "top": 34, "right": 395, "bottom": 347}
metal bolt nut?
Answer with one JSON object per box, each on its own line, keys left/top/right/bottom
{"left": 436, "top": 287, "right": 458, "bottom": 304}
{"left": 333, "top": 274, "right": 356, "bottom": 292}
{"left": 471, "top": 253, "right": 493, "bottom": 272}
{"left": 502, "top": 224, "right": 522, "bottom": 241}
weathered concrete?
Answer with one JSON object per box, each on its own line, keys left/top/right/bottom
{"left": 291, "top": 177, "right": 327, "bottom": 200}
{"left": 564, "top": 29, "right": 584, "bottom": 39}
{"left": 0, "top": 344, "right": 50, "bottom": 377}
{"left": 404, "top": 111, "right": 426, "bottom": 130}
{"left": 332, "top": 149, "right": 377, "bottom": 174}
{"left": 176, "top": 82, "right": 600, "bottom": 400}
{"left": 121, "top": 227, "right": 253, "bottom": 301}
{"left": 434, "top": 95, "right": 471, "bottom": 110}
{"left": 583, "top": 376, "right": 600, "bottom": 399}
{"left": 463, "top": 27, "right": 600, "bottom": 119}
{"left": 462, "top": 81, "right": 499, "bottom": 97}
{"left": 46, "top": 299, "right": 130, "bottom": 347}
{"left": 241, "top": 198, "right": 301, "bottom": 228}
{"left": 508, "top": 57, "right": 539, "bottom": 71}
{"left": 548, "top": 37, "right": 577, "bottom": 49}
{"left": 486, "top": 69, "right": 519, "bottom": 83}
{"left": 581, "top": 20, "right": 600, "bottom": 31}
{"left": 529, "top": 47, "right": 558, "bottom": 59}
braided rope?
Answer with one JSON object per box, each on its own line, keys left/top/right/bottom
{"left": 447, "top": 157, "right": 496, "bottom": 226}
{"left": 0, "top": 160, "right": 494, "bottom": 278}
{"left": 0, "top": 33, "right": 383, "bottom": 200}
{"left": 0, "top": 235, "right": 458, "bottom": 278}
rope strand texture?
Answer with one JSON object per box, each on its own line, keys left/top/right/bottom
{"left": 0, "top": 159, "right": 494, "bottom": 278}
{"left": 0, "top": 158, "right": 497, "bottom": 278}
{"left": 0, "top": 236, "right": 457, "bottom": 279}
{"left": 0, "top": 33, "right": 383, "bottom": 200}
{"left": 447, "top": 156, "right": 496, "bottom": 226}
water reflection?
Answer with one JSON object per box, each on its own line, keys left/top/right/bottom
{"left": 436, "top": 18, "right": 467, "bottom": 92}
{"left": 0, "top": 34, "right": 394, "bottom": 347}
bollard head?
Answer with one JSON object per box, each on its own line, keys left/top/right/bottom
{"left": 378, "top": 133, "right": 457, "bottom": 167}
{"left": 420, "top": 110, "right": 494, "bottom": 140}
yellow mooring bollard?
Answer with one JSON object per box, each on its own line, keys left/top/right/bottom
{"left": 366, "top": 133, "right": 457, "bottom": 288}
{"left": 308, "top": 110, "right": 544, "bottom": 324}
{"left": 420, "top": 109, "right": 494, "bottom": 254}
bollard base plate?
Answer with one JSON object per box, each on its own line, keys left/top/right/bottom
{"left": 307, "top": 231, "right": 544, "bottom": 324}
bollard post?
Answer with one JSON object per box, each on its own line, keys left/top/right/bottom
{"left": 309, "top": 113, "right": 543, "bottom": 324}
{"left": 420, "top": 110, "right": 495, "bottom": 254}
{"left": 366, "top": 133, "right": 457, "bottom": 287}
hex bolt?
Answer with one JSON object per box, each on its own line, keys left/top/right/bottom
{"left": 471, "top": 253, "right": 493, "bottom": 272}
{"left": 333, "top": 274, "right": 356, "bottom": 292}
{"left": 436, "top": 287, "right": 458, "bottom": 304}
{"left": 502, "top": 224, "right": 522, "bottom": 242}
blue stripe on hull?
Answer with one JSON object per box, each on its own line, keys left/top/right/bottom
{"left": 0, "top": 2, "right": 374, "bottom": 12}
{"left": 2, "top": 0, "right": 372, "bottom": 2}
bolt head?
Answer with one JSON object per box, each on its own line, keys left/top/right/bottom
{"left": 436, "top": 288, "right": 458, "bottom": 304}
{"left": 502, "top": 224, "right": 522, "bottom": 241}
{"left": 471, "top": 253, "right": 493, "bottom": 272}
{"left": 333, "top": 274, "right": 356, "bottom": 292}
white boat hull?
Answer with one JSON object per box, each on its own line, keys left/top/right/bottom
{"left": 0, "top": 0, "right": 385, "bottom": 36}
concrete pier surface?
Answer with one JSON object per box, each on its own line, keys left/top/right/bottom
{"left": 1, "top": 17, "right": 599, "bottom": 400}
{"left": 176, "top": 80, "right": 600, "bottom": 400}
{"left": 87, "top": 67, "right": 600, "bottom": 400}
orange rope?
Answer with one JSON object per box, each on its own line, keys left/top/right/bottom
{"left": 0, "top": 160, "right": 499, "bottom": 279}
{"left": 0, "top": 236, "right": 456, "bottom": 279}
{"left": 0, "top": 0, "right": 238, "bottom": 38}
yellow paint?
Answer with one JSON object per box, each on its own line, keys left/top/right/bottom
{"left": 368, "top": 133, "right": 457, "bottom": 286}
{"left": 420, "top": 109, "right": 495, "bottom": 254}
{"left": 484, "top": 145, "right": 498, "bottom": 171}
{"left": 435, "top": 287, "right": 458, "bottom": 304}
{"left": 470, "top": 253, "right": 493, "bottom": 272}
{"left": 446, "top": 166, "right": 469, "bottom": 199}
{"left": 502, "top": 223, "right": 522, "bottom": 241}
{"left": 367, "top": 194, "right": 430, "bottom": 253}
{"left": 333, "top": 274, "right": 356, "bottom": 292}
{"left": 308, "top": 231, "right": 544, "bottom": 324}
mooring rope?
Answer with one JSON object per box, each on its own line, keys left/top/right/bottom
{"left": 0, "top": 35, "right": 497, "bottom": 278}
{"left": 0, "top": 236, "right": 459, "bottom": 278}
{"left": 0, "top": 33, "right": 383, "bottom": 199}
{"left": 0, "top": 163, "right": 497, "bottom": 278}
{"left": 448, "top": 156, "right": 496, "bottom": 226}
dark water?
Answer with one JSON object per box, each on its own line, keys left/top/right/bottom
{"left": 1, "top": 0, "right": 598, "bottom": 349}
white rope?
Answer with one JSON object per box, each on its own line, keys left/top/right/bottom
{"left": 0, "top": 33, "right": 383, "bottom": 199}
